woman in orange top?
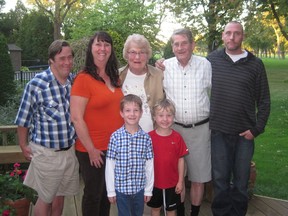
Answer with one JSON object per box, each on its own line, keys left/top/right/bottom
{"left": 70, "top": 31, "right": 123, "bottom": 216}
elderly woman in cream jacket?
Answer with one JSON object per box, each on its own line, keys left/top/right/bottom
{"left": 119, "top": 34, "right": 164, "bottom": 132}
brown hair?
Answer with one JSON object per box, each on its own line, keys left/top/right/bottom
{"left": 120, "top": 94, "right": 143, "bottom": 112}
{"left": 48, "top": 40, "right": 74, "bottom": 65}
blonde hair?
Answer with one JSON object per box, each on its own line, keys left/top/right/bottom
{"left": 152, "top": 98, "right": 176, "bottom": 117}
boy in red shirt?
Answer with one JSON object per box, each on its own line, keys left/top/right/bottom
{"left": 147, "top": 99, "right": 189, "bottom": 216}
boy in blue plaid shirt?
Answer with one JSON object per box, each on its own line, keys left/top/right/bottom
{"left": 105, "top": 94, "right": 154, "bottom": 216}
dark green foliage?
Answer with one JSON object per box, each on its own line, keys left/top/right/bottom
{"left": 163, "top": 39, "right": 174, "bottom": 59}
{"left": 70, "top": 0, "right": 162, "bottom": 59}
{"left": 0, "top": 84, "right": 23, "bottom": 125}
{"left": 0, "top": 34, "right": 16, "bottom": 106}
{"left": 0, "top": 1, "right": 27, "bottom": 43}
{"left": 70, "top": 37, "right": 89, "bottom": 73}
{"left": 0, "top": 0, "right": 5, "bottom": 10}
{"left": 17, "top": 11, "right": 53, "bottom": 66}
{"left": 108, "top": 30, "right": 125, "bottom": 66}
{"left": 70, "top": 30, "right": 125, "bottom": 73}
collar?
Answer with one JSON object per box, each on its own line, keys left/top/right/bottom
{"left": 44, "top": 67, "right": 73, "bottom": 87}
{"left": 176, "top": 55, "right": 193, "bottom": 68}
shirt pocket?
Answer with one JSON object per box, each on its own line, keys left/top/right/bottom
{"left": 41, "top": 100, "right": 61, "bottom": 122}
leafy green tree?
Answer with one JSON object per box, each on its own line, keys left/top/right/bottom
{"left": 245, "top": 16, "right": 275, "bottom": 57}
{"left": 0, "top": 0, "right": 28, "bottom": 43}
{"left": 70, "top": 0, "right": 161, "bottom": 54}
{"left": 27, "top": 0, "right": 99, "bottom": 39}
{"left": 17, "top": 11, "right": 53, "bottom": 66}
{"left": 0, "top": 12, "right": 16, "bottom": 42}
{"left": 244, "top": 2, "right": 287, "bottom": 58}
{"left": 163, "top": 39, "right": 174, "bottom": 59}
{"left": 257, "top": 0, "right": 288, "bottom": 41}
{"left": 0, "top": 0, "right": 5, "bottom": 11}
{"left": 0, "top": 33, "right": 16, "bottom": 106}
{"left": 71, "top": 30, "right": 125, "bottom": 73}
{"left": 166, "top": 0, "right": 245, "bottom": 54}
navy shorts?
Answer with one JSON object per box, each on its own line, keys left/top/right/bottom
{"left": 147, "top": 186, "right": 180, "bottom": 211}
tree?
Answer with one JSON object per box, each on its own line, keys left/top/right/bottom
{"left": 17, "top": 11, "right": 54, "bottom": 66}
{"left": 247, "top": 1, "right": 287, "bottom": 58}
{"left": 0, "top": 0, "right": 5, "bottom": 11}
{"left": 0, "top": 1, "right": 28, "bottom": 43}
{"left": 163, "top": 39, "right": 174, "bottom": 59}
{"left": 0, "top": 33, "right": 16, "bottom": 106}
{"left": 27, "top": 0, "right": 99, "bottom": 40}
{"left": 245, "top": 15, "right": 275, "bottom": 57}
{"left": 71, "top": 30, "right": 125, "bottom": 72}
{"left": 70, "top": 0, "right": 161, "bottom": 54}
{"left": 257, "top": 0, "right": 288, "bottom": 41}
{"left": 166, "top": 0, "right": 245, "bottom": 54}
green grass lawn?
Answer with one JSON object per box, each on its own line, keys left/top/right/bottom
{"left": 253, "top": 58, "right": 288, "bottom": 200}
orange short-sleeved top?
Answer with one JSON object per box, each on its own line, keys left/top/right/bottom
{"left": 71, "top": 72, "right": 124, "bottom": 152}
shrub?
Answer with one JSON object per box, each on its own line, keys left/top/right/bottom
{"left": 0, "top": 33, "right": 16, "bottom": 106}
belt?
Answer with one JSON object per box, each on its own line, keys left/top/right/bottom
{"left": 174, "top": 118, "right": 209, "bottom": 128}
{"left": 55, "top": 145, "right": 72, "bottom": 152}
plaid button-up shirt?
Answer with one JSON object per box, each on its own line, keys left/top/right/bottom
{"left": 163, "top": 55, "right": 212, "bottom": 124}
{"left": 106, "top": 126, "right": 153, "bottom": 195}
{"left": 15, "top": 68, "right": 76, "bottom": 149}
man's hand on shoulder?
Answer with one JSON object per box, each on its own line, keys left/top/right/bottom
{"left": 155, "top": 58, "right": 166, "bottom": 71}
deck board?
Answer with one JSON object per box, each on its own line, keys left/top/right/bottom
{"left": 0, "top": 145, "right": 29, "bottom": 164}
{"left": 249, "top": 195, "right": 288, "bottom": 216}
{"left": 28, "top": 178, "right": 288, "bottom": 216}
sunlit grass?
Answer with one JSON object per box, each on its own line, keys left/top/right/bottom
{"left": 253, "top": 58, "right": 288, "bottom": 200}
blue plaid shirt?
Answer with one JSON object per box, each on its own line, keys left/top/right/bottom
{"left": 14, "top": 68, "right": 76, "bottom": 149}
{"left": 106, "top": 126, "right": 153, "bottom": 195}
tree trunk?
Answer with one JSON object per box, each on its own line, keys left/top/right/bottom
{"left": 54, "top": 21, "right": 62, "bottom": 40}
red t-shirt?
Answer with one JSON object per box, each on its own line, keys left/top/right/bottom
{"left": 71, "top": 73, "right": 124, "bottom": 152}
{"left": 149, "top": 129, "right": 188, "bottom": 189}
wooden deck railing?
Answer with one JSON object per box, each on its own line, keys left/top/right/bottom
{"left": 0, "top": 125, "right": 28, "bottom": 164}
{"left": 0, "top": 125, "right": 18, "bottom": 146}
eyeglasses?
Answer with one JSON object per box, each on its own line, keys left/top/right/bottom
{"left": 127, "top": 50, "right": 147, "bottom": 58}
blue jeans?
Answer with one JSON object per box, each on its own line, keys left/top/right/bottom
{"left": 211, "top": 130, "right": 254, "bottom": 216}
{"left": 116, "top": 189, "right": 144, "bottom": 216}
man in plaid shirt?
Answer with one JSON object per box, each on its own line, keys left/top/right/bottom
{"left": 15, "top": 40, "right": 79, "bottom": 216}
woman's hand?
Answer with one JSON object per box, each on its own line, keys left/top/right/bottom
{"left": 88, "top": 148, "right": 105, "bottom": 168}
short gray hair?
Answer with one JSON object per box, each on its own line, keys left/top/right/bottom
{"left": 171, "top": 28, "right": 194, "bottom": 44}
{"left": 123, "top": 34, "right": 152, "bottom": 60}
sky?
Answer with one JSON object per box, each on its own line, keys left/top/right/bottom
{"left": 2, "top": 0, "right": 18, "bottom": 12}
{"left": 2, "top": 0, "right": 182, "bottom": 42}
